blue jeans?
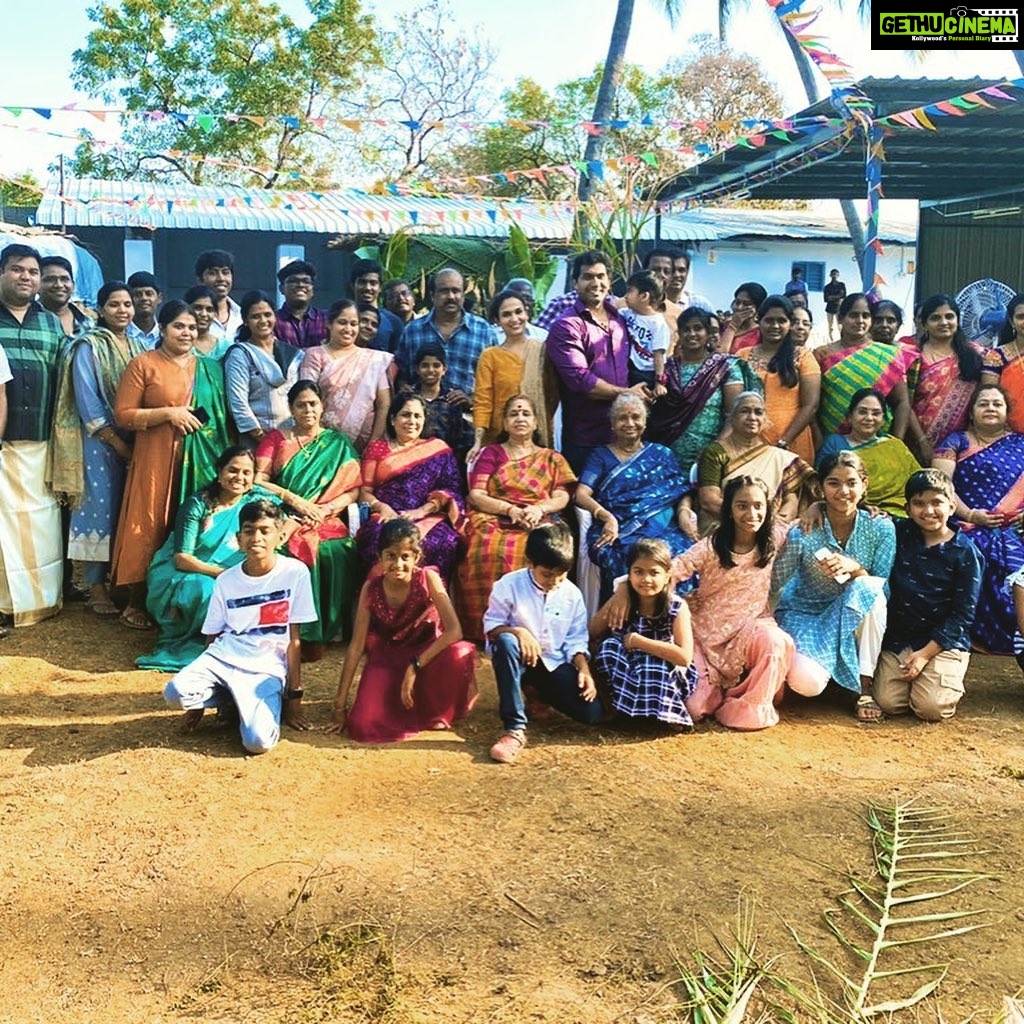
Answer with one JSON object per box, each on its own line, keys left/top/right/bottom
{"left": 491, "top": 632, "right": 603, "bottom": 732}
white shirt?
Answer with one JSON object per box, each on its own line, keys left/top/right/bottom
{"left": 209, "top": 296, "right": 244, "bottom": 341}
{"left": 489, "top": 321, "right": 549, "bottom": 345}
{"left": 202, "top": 555, "right": 316, "bottom": 679}
{"left": 621, "top": 308, "right": 670, "bottom": 372}
{"left": 483, "top": 567, "right": 589, "bottom": 672}
{"left": 0, "top": 342, "right": 11, "bottom": 386}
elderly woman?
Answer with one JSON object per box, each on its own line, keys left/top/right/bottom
{"left": 458, "top": 393, "right": 575, "bottom": 642}
{"left": 50, "top": 281, "right": 148, "bottom": 616}
{"left": 356, "top": 392, "right": 465, "bottom": 587}
{"left": 137, "top": 446, "right": 279, "bottom": 671}
{"left": 697, "top": 391, "right": 815, "bottom": 536}
{"left": 254, "top": 379, "right": 362, "bottom": 658}
{"left": 646, "top": 306, "right": 744, "bottom": 476}
{"left": 933, "top": 383, "right": 1024, "bottom": 654}
{"left": 575, "top": 393, "right": 694, "bottom": 601}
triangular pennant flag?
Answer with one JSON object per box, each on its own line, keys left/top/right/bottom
{"left": 32, "top": 108, "right": 52, "bottom": 119}
{"left": 933, "top": 101, "right": 964, "bottom": 117}
{"left": 911, "top": 109, "right": 936, "bottom": 130}
{"left": 282, "top": 116, "right": 299, "bottom": 129}
{"left": 4, "top": 107, "right": 22, "bottom": 116}
{"left": 981, "top": 85, "right": 1014, "bottom": 101}
{"left": 873, "top": 272, "right": 887, "bottom": 286}
{"left": 962, "top": 92, "right": 994, "bottom": 108}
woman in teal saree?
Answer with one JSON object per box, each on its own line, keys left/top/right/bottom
{"left": 137, "top": 446, "right": 276, "bottom": 671}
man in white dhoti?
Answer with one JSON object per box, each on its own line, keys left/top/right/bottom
{"left": 0, "top": 244, "right": 65, "bottom": 636}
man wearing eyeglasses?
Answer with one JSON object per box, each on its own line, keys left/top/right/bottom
{"left": 274, "top": 260, "right": 327, "bottom": 349}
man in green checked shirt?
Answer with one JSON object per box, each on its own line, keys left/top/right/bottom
{"left": 0, "top": 244, "right": 65, "bottom": 637}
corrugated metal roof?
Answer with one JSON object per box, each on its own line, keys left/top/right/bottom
{"left": 661, "top": 77, "right": 1024, "bottom": 204}
{"left": 36, "top": 177, "right": 730, "bottom": 240}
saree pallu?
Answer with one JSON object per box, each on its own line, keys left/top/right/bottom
{"left": 698, "top": 441, "right": 815, "bottom": 535}
{"left": 908, "top": 346, "right": 981, "bottom": 447}
{"left": 137, "top": 486, "right": 277, "bottom": 671}
{"left": 179, "top": 353, "right": 234, "bottom": 502}
{"left": 458, "top": 446, "right": 575, "bottom": 642}
{"left": 940, "top": 430, "right": 1024, "bottom": 653}
{"left": 271, "top": 429, "right": 362, "bottom": 644}
{"left": 817, "top": 434, "right": 920, "bottom": 518}
{"left": 581, "top": 443, "right": 693, "bottom": 599}
{"left": 356, "top": 437, "right": 465, "bottom": 586}
{"left": 647, "top": 354, "right": 738, "bottom": 463}
{"left": 817, "top": 341, "right": 916, "bottom": 435}
{"left": 50, "top": 327, "right": 147, "bottom": 506}
{"left": 0, "top": 441, "right": 62, "bottom": 625}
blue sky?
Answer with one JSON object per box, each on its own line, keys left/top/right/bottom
{"left": 0, "top": 0, "right": 1016, "bottom": 182}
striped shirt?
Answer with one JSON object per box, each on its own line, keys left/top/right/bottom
{"left": 394, "top": 310, "right": 495, "bottom": 395}
{"left": 0, "top": 300, "right": 64, "bottom": 441}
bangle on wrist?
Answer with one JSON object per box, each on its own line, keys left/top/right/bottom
{"left": 410, "top": 656, "right": 421, "bottom": 673}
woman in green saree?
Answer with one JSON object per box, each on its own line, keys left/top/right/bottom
{"left": 178, "top": 287, "right": 234, "bottom": 502}
{"left": 137, "top": 446, "right": 276, "bottom": 671}
{"left": 815, "top": 388, "right": 920, "bottom": 518}
{"left": 254, "top": 379, "right": 362, "bottom": 659}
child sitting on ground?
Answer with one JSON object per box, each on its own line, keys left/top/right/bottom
{"left": 621, "top": 270, "right": 670, "bottom": 397}
{"left": 872, "top": 468, "right": 983, "bottom": 721}
{"left": 326, "top": 518, "right": 477, "bottom": 743}
{"left": 590, "top": 538, "right": 696, "bottom": 732}
{"left": 162, "top": 499, "right": 315, "bottom": 754}
{"left": 484, "top": 522, "right": 604, "bottom": 764}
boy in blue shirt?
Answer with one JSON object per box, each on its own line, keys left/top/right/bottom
{"left": 872, "top": 469, "right": 983, "bottom": 722}
{"left": 483, "top": 522, "right": 603, "bottom": 764}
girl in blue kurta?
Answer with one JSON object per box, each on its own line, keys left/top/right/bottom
{"left": 770, "top": 450, "right": 896, "bottom": 721}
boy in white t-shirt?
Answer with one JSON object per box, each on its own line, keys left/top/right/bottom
{"left": 163, "top": 499, "right": 317, "bottom": 754}
{"left": 621, "top": 270, "right": 671, "bottom": 397}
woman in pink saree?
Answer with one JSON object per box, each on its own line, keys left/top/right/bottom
{"left": 299, "top": 299, "right": 394, "bottom": 452}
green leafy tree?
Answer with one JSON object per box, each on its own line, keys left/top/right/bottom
{"left": 70, "top": 0, "right": 379, "bottom": 187}
{"left": 0, "top": 173, "right": 42, "bottom": 209}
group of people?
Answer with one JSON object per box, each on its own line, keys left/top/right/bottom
{"left": 2, "top": 237, "right": 1023, "bottom": 764}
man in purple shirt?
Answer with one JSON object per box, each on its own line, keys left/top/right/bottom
{"left": 274, "top": 259, "right": 328, "bottom": 349}
{"left": 544, "top": 250, "right": 651, "bottom": 474}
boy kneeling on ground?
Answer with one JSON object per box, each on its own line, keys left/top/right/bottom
{"left": 871, "top": 469, "right": 983, "bottom": 722}
{"left": 163, "top": 499, "right": 316, "bottom": 753}
{"left": 484, "top": 522, "right": 603, "bottom": 764}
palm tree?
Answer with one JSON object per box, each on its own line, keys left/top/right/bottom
{"left": 577, "top": 0, "right": 681, "bottom": 204}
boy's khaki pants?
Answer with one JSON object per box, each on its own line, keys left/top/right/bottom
{"left": 873, "top": 649, "right": 969, "bottom": 721}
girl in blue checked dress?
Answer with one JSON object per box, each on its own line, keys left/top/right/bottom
{"left": 591, "top": 538, "right": 697, "bottom": 731}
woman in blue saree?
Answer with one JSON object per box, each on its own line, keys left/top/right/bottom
{"left": 136, "top": 446, "right": 278, "bottom": 671}
{"left": 932, "top": 384, "right": 1024, "bottom": 654}
{"left": 575, "top": 393, "right": 694, "bottom": 601}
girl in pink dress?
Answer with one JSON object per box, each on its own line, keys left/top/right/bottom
{"left": 676, "top": 475, "right": 795, "bottom": 730}
{"left": 326, "top": 518, "right": 477, "bottom": 743}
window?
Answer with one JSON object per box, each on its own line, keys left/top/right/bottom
{"left": 792, "top": 261, "right": 825, "bottom": 291}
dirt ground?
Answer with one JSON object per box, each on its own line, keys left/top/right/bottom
{"left": 1, "top": 602, "right": 1023, "bottom": 1024}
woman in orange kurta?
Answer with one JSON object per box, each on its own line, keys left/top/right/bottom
{"left": 738, "top": 294, "right": 820, "bottom": 465}
{"left": 469, "top": 290, "right": 551, "bottom": 460}
{"left": 112, "top": 301, "right": 202, "bottom": 629}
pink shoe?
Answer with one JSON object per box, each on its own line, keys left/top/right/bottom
{"left": 489, "top": 730, "right": 526, "bottom": 764}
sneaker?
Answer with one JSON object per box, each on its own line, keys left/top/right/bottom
{"left": 489, "top": 730, "right": 526, "bottom": 765}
